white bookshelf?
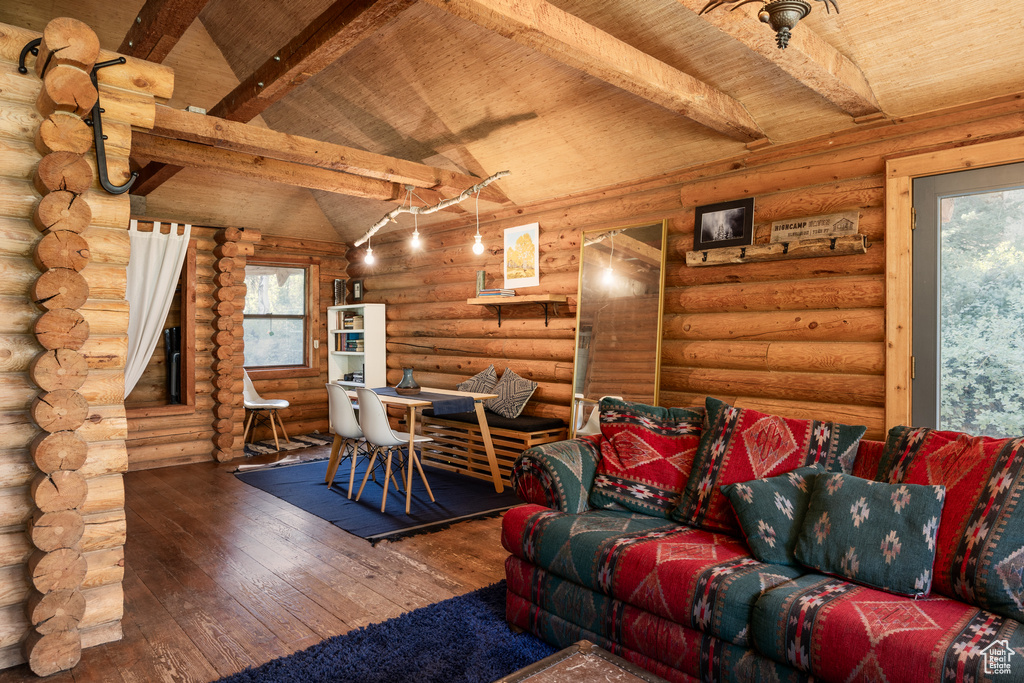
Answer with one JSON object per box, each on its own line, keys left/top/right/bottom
{"left": 327, "top": 304, "right": 385, "bottom": 389}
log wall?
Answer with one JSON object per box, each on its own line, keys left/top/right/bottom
{"left": 0, "top": 19, "right": 171, "bottom": 673}
{"left": 348, "top": 94, "right": 1024, "bottom": 442}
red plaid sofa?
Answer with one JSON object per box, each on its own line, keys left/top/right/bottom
{"left": 503, "top": 404, "right": 1024, "bottom": 683}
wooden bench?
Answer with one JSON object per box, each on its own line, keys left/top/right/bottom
{"left": 418, "top": 409, "right": 567, "bottom": 486}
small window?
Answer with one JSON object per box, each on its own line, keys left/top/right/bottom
{"left": 243, "top": 263, "right": 315, "bottom": 369}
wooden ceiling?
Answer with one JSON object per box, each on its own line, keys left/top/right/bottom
{"left": 2, "top": 0, "right": 1021, "bottom": 243}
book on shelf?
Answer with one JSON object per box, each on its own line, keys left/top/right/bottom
{"left": 477, "top": 288, "right": 516, "bottom": 297}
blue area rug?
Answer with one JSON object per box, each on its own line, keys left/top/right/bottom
{"left": 216, "top": 581, "right": 557, "bottom": 683}
{"left": 235, "top": 456, "right": 522, "bottom": 543}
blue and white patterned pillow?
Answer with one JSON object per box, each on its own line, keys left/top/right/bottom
{"left": 457, "top": 365, "right": 497, "bottom": 394}
{"left": 485, "top": 368, "right": 537, "bottom": 418}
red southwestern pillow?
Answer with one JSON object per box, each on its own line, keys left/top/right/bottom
{"left": 877, "top": 426, "right": 1024, "bottom": 622}
{"left": 588, "top": 398, "right": 704, "bottom": 518}
{"left": 673, "top": 397, "right": 866, "bottom": 535}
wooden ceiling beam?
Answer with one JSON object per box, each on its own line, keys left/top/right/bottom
{"left": 209, "top": 0, "right": 415, "bottom": 122}
{"left": 117, "top": 0, "right": 211, "bottom": 63}
{"left": 677, "top": 0, "right": 881, "bottom": 118}
{"left": 131, "top": 131, "right": 465, "bottom": 209}
{"left": 147, "top": 105, "right": 509, "bottom": 203}
{"left": 420, "top": 0, "right": 764, "bottom": 142}
{"left": 132, "top": 0, "right": 415, "bottom": 196}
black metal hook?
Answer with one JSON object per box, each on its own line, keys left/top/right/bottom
{"left": 88, "top": 57, "right": 138, "bottom": 195}
{"left": 17, "top": 38, "right": 41, "bottom": 74}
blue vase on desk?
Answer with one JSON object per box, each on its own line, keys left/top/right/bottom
{"left": 395, "top": 368, "right": 421, "bottom": 395}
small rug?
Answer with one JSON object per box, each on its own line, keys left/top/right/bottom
{"left": 242, "top": 432, "right": 333, "bottom": 457}
{"left": 235, "top": 456, "right": 522, "bottom": 543}
{"left": 216, "top": 581, "right": 556, "bottom": 683}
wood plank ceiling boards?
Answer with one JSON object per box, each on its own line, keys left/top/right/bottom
{"left": 419, "top": 0, "right": 765, "bottom": 143}
{"left": 675, "top": 0, "right": 881, "bottom": 118}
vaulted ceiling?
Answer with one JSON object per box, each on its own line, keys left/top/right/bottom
{"left": 2, "top": 0, "right": 1021, "bottom": 243}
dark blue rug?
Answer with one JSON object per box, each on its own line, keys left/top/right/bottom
{"left": 216, "top": 581, "right": 557, "bottom": 683}
{"left": 235, "top": 457, "right": 522, "bottom": 543}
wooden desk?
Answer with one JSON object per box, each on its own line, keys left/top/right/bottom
{"left": 347, "top": 387, "right": 504, "bottom": 495}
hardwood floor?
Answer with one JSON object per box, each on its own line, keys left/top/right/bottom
{"left": 0, "top": 446, "right": 509, "bottom": 682}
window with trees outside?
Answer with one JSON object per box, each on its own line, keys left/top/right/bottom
{"left": 243, "top": 260, "right": 319, "bottom": 374}
{"left": 913, "top": 163, "right": 1024, "bottom": 437}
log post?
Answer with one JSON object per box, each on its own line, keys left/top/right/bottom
{"left": 210, "top": 228, "right": 249, "bottom": 462}
{"left": 23, "top": 18, "right": 102, "bottom": 676}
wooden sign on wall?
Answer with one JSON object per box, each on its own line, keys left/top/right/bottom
{"left": 770, "top": 211, "right": 860, "bottom": 242}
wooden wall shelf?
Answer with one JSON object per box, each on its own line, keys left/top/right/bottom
{"left": 685, "top": 234, "right": 869, "bottom": 267}
{"left": 466, "top": 294, "right": 567, "bottom": 327}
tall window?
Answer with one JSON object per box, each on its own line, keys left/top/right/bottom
{"left": 913, "top": 163, "right": 1024, "bottom": 436}
{"left": 243, "top": 262, "right": 317, "bottom": 370}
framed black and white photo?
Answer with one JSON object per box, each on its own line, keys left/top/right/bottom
{"left": 351, "top": 279, "right": 364, "bottom": 302}
{"left": 693, "top": 198, "right": 755, "bottom": 250}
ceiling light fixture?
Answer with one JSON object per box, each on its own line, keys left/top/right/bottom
{"left": 471, "top": 190, "right": 485, "bottom": 255}
{"left": 409, "top": 188, "right": 421, "bottom": 249}
{"left": 364, "top": 236, "right": 375, "bottom": 265}
{"left": 699, "top": 0, "right": 839, "bottom": 49}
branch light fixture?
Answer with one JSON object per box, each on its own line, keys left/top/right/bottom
{"left": 699, "top": 0, "right": 839, "bottom": 49}
{"left": 354, "top": 170, "right": 510, "bottom": 248}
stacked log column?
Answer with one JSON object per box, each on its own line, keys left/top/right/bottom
{"left": 211, "top": 228, "right": 244, "bottom": 461}
{"left": 25, "top": 18, "right": 100, "bottom": 677}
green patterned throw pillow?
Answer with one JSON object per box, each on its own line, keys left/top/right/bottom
{"left": 721, "top": 464, "right": 823, "bottom": 566}
{"left": 794, "top": 472, "right": 946, "bottom": 597}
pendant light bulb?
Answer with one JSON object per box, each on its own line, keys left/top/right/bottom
{"left": 603, "top": 266, "right": 614, "bottom": 285}
{"left": 472, "top": 233, "right": 485, "bottom": 255}
{"left": 410, "top": 229, "right": 420, "bottom": 249}
{"left": 364, "top": 244, "right": 375, "bottom": 265}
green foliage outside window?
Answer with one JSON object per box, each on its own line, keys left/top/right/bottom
{"left": 243, "top": 265, "right": 307, "bottom": 368}
{"left": 940, "top": 189, "right": 1024, "bottom": 436}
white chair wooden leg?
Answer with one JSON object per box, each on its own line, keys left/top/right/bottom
{"left": 243, "top": 410, "right": 255, "bottom": 443}
{"left": 276, "top": 411, "right": 290, "bottom": 444}
{"left": 356, "top": 446, "right": 380, "bottom": 501}
{"left": 326, "top": 435, "right": 343, "bottom": 486}
{"left": 347, "top": 441, "right": 361, "bottom": 499}
{"left": 269, "top": 410, "right": 280, "bottom": 451}
{"left": 381, "top": 447, "right": 395, "bottom": 512}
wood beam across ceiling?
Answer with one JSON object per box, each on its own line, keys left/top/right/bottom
{"left": 420, "top": 0, "right": 765, "bottom": 143}
{"left": 117, "top": 0, "right": 211, "bottom": 62}
{"left": 131, "top": 131, "right": 470, "bottom": 208}
{"left": 677, "top": 0, "right": 881, "bottom": 118}
{"left": 147, "top": 105, "right": 508, "bottom": 203}
{"left": 133, "top": 0, "right": 415, "bottom": 196}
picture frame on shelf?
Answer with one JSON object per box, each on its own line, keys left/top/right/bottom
{"left": 693, "top": 198, "right": 755, "bottom": 251}
{"left": 351, "top": 279, "right": 364, "bottom": 302}
{"left": 504, "top": 222, "right": 540, "bottom": 289}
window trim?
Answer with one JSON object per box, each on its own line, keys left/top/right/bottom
{"left": 884, "top": 135, "right": 1024, "bottom": 431}
{"left": 243, "top": 256, "right": 320, "bottom": 380}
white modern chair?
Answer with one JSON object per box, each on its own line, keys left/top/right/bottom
{"left": 354, "top": 388, "right": 435, "bottom": 514}
{"left": 325, "top": 383, "right": 369, "bottom": 498}
{"left": 242, "top": 369, "right": 290, "bottom": 451}
{"left": 575, "top": 395, "right": 623, "bottom": 436}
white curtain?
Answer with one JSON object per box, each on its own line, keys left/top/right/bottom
{"left": 124, "top": 220, "right": 192, "bottom": 398}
